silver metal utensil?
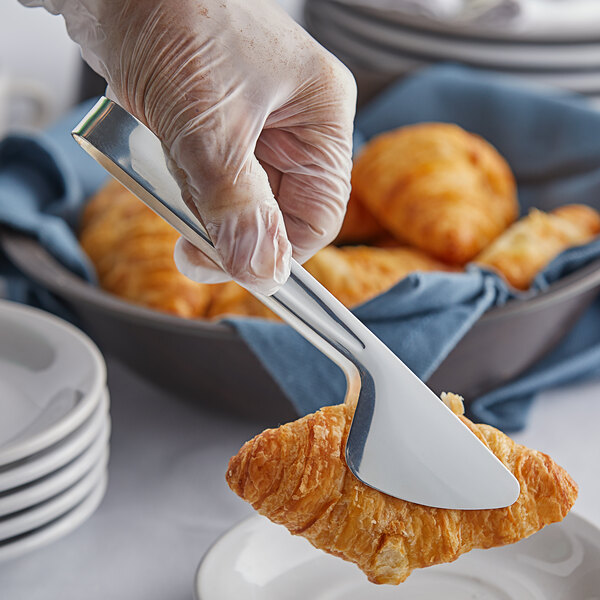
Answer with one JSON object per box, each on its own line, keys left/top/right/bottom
{"left": 72, "top": 97, "right": 519, "bottom": 509}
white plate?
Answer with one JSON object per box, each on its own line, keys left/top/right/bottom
{"left": 325, "top": 0, "right": 600, "bottom": 42}
{"left": 0, "top": 474, "right": 107, "bottom": 563}
{"left": 0, "top": 390, "right": 108, "bottom": 492}
{"left": 195, "top": 513, "right": 600, "bottom": 600}
{"left": 307, "top": 14, "right": 600, "bottom": 94}
{"left": 0, "top": 300, "right": 106, "bottom": 466}
{"left": 0, "top": 414, "right": 109, "bottom": 517}
{"left": 316, "top": 1, "right": 600, "bottom": 70}
{"left": 0, "top": 451, "right": 107, "bottom": 541}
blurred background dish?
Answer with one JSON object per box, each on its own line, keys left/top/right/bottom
{"left": 311, "top": 0, "right": 600, "bottom": 41}
{"left": 304, "top": 0, "right": 600, "bottom": 105}
{"left": 0, "top": 476, "right": 108, "bottom": 563}
{"left": 0, "top": 301, "right": 106, "bottom": 465}
{"left": 311, "top": 1, "right": 600, "bottom": 69}
{"left": 0, "top": 458, "right": 106, "bottom": 542}
{"left": 0, "top": 300, "right": 109, "bottom": 561}
{"left": 0, "top": 395, "right": 108, "bottom": 492}
{"left": 0, "top": 428, "right": 108, "bottom": 517}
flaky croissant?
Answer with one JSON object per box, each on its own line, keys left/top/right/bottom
{"left": 352, "top": 123, "right": 518, "bottom": 265}
{"left": 207, "top": 244, "right": 455, "bottom": 320}
{"left": 474, "top": 204, "right": 600, "bottom": 290}
{"left": 80, "top": 179, "right": 214, "bottom": 318}
{"left": 226, "top": 393, "right": 578, "bottom": 585}
{"left": 334, "top": 187, "right": 386, "bottom": 245}
{"left": 81, "top": 180, "right": 452, "bottom": 320}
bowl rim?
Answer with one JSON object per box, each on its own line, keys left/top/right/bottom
{"left": 3, "top": 228, "right": 600, "bottom": 336}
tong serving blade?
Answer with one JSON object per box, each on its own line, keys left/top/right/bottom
{"left": 72, "top": 98, "right": 519, "bottom": 509}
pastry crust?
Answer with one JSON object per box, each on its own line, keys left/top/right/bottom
{"left": 80, "top": 179, "right": 215, "bottom": 318}
{"left": 226, "top": 394, "right": 578, "bottom": 585}
{"left": 474, "top": 204, "right": 600, "bottom": 290}
{"left": 207, "top": 245, "right": 455, "bottom": 320}
{"left": 305, "top": 245, "right": 456, "bottom": 308}
{"left": 335, "top": 187, "right": 386, "bottom": 245}
{"left": 352, "top": 123, "right": 518, "bottom": 265}
{"left": 80, "top": 181, "right": 452, "bottom": 320}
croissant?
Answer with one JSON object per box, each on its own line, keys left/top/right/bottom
{"left": 207, "top": 245, "right": 455, "bottom": 320}
{"left": 474, "top": 204, "right": 600, "bottom": 290}
{"left": 80, "top": 179, "right": 215, "bottom": 318}
{"left": 226, "top": 393, "right": 578, "bottom": 585}
{"left": 80, "top": 180, "right": 454, "bottom": 320}
{"left": 334, "top": 187, "right": 385, "bottom": 245}
{"left": 352, "top": 123, "right": 519, "bottom": 265}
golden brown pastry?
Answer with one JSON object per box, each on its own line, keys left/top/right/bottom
{"left": 80, "top": 181, "right": 453, "bottom": 320}
{"left": 226, "top": 393, "right": 578, "bottom": 585}
{"left": 352, "top": 122, "right": 519, "bottom": 265}
{"left": 474, "top": 204, "right": 600, "bottom": 290}
{"left": 335, "top": 187, "right": 385, "bottom": 245}
{"left": 305, "top": 245, "right": 456, "bottom": 308}
{"left": 80, "top": 179, "right": 215, "bottom": 318}
{"left": 207, "top": 245, "right": 455, "bottom": 320}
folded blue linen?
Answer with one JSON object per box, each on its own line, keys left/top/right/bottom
{"left": 1, "top": 66, "right": 599, "bottom": 431}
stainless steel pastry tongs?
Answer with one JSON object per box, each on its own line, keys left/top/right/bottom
{"left": 73, "top": 98, "right": 520, "bottom": 510}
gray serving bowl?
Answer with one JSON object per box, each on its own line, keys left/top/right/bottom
{"left": 3, "top": 228, "right": 600, "bottom": 423}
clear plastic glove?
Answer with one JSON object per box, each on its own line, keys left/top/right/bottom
{"left": 20, "top": 0, "right": 356, "bottom": 294}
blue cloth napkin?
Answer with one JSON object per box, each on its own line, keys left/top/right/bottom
{"left": 2, "top": 66, "right": 600, "bottom": 431}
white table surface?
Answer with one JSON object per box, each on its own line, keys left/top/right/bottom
{"left": 0, "top": 354, "right": 598, "bottom": 599}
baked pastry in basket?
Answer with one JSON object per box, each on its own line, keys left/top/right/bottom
{"left": 80, "top": 180, "right": 453, "bottom": 320}
{"left": 352, "top": 123, "right": 518, "bottom": 265}
{"left": 475, "top": 204, "right": 600, "bottom": 290}
{"left": 80, "top": 127, "right": 598, "bottom": 317}
{"left": 208, "top": 245, "right": 454, "bottom": 320}
{"left": 79, "top": 179, "right": 214, "bottom": 318}
{"left": 226, "top": 393, "right": 578, "bottom": 585}
{"left": 334, "top": 187, "right": 386, "bottom": 245}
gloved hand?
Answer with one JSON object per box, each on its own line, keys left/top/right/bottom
{"left": 20, "top": 0, "right": 356, "bottom": 294}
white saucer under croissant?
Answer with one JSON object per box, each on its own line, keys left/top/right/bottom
{"left": 0, "top": 300, "right": 109, "bottom": 560}
{"left": 195, "top": 514, "right": 600, "bottom": 599}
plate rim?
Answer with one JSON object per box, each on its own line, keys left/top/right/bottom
{"left": 0, "top": 452, "right": 107, "bottom": 541}
{"left": 0, "top": 473, "right": 107, "bottom": 563}
{"left": 0, "top": 419, "right": 109, "bottom": 517}
{"left": 312, "top": 1, "right": 600, "bottom": 70}
{"left": 305, "top": 11, "right": 600, "bottom": 92}
{"left": 0, "top": 299, "right": 107, "bottom": 466}
{"left": 0, "top": 391, "right": 109, "bottom": 492}
{"left": 193, "top": 511, "right": 600, "bottom": 599}
{"left": 315, "top": 0, "right": 600, "bottom": 43}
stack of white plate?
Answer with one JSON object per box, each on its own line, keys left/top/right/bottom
{"left": 0, "top": 300, "right": 109, "bottom": 562}
{"left": 304, "top": 0, "right": 600, "bottom": 105}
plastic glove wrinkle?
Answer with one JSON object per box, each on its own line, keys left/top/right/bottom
{"left": 21, "top": 0, "right": 356, "bottom": 295}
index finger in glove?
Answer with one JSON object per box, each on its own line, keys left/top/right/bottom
{"left": 174, "top": 143, "right": 293, "bottom": 295}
